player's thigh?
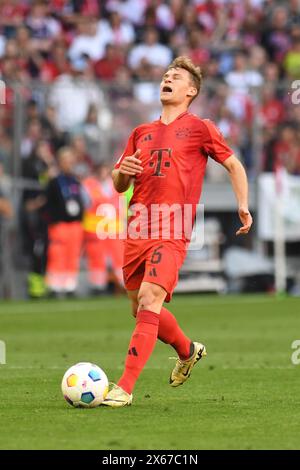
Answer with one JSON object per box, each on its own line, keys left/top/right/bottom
{"left": 137, "top": 281, "right": 167, "bottom": 313}
{"left": 127, "top": 289, "right": 139, "bottom": 317}
{"left": 142, "top": 243, "right": 181, "bottom": 303}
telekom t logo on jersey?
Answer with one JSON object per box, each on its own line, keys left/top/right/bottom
{"left": 150, "top": 148, "right": 172, "bottom": 177}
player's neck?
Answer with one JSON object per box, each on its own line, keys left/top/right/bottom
{"left": 160, "top": 104, "right": 189, "bottom": 125}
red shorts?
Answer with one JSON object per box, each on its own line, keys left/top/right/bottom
{"left": 123, "top": 239, "right": 187, "bottom": 302}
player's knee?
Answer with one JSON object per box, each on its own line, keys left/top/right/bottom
{"left": 138, "top": 294, "right": 154, "bottom": 311}
{"left": 137, "top": 287, "right": 160, "bottom": 311}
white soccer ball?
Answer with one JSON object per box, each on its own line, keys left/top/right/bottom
{"left": 61, "top": 362, "right": 109, "bottom": 408}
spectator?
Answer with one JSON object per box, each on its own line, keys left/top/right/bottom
{"left": 185, "top": 26, "right": 210, "bottom": 66}
{"left": 21, "top": 118, "right": 43, "bottom": 159}
{"left": 248, "top": 46, "right": 267, "bottom": 76}
{"left": 284, "top": 35, "right": 300, "bottom": 79}
{"left": 274, "top": 124, "right": 300, "bottom": 175}
{"left": 259, "top": 84, "right": 285, "bottom": 130}
{"left": 0, "top": 0, "right": 27, "bottom": 39}
{"left": 262, "top": 5, "right": 290, "bottom": 63}
{"left": 40, "top": 39, "right": 70, "bottom": 82}
{"left": 0, "top": 127, "right": 12, "bottom": 165}
{"left": 225, "top": 51, "right": 263, "bottom": 94}
{"left": 48, "top": 57, "right": 104, "bottom": 131}
{"left": 26, "top": 0, "right": 61, "bottom": 53}
{"left": 68, "top": 16, "right": 110, "bottom": 62}
{"left": 94, "top": 43, "right": 125, "bottom": 81}
{"left": 289, "top": 0, "right": 300, "bottom": 27}
{"left": 13, "top": 25, "right": 43, "bottom": 79}
{"left": 106, "top": 0, "right": 147, "bottom": 26}
{"left": 263, "top": 61, "right": 280, "bottom": 83}
{"left": 128, "top": 27, "right": 173, "bottom": 71}
{"left": 109, "top": 65, "right": 134, "bottom": 102}
{"left": 69, "top": 134, "right": 93, "bottom": 179}
{"left": 73, "top": 104, "right": 106, "bottom": 164}
{"left": 41, "top": 105, "right": 68, "bottom": 151}
{"left": 104, "top": 11, "right": 135, "bottom": 50}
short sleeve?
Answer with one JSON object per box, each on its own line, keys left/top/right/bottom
{"left": 201, "top": 119, "right": 233, "bottom": 164}
{"left": 114, "top": 129, "right": 137, "bottom": 169}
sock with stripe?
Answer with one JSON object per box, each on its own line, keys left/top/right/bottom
{"left": 158, "top": 307, "right": 192, "bottom": 360}
{"left": 118, "top": 309, "right": 159, "bottom": 394}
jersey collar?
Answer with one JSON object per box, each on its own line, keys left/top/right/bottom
{"left": 158, "top": 111, "right": 189, "bottom": 127}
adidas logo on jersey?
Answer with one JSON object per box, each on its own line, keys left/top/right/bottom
{"left": 148, "top": 267, "right": 157, "bottom": 277}
{"left": 141, "top": 134, "right": 152, "bottom": 142}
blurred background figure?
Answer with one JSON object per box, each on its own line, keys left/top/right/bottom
{"left": 128, "top": 27, "right": 172, "bottom": 72}
{"left": 21, "top": 139, "right": 57, "bottom": 298}
{"left": 45, "top": 147, "right": 84, "bottom": 297}
{"left": 82, "top": 162, "right": 125, "bottom": 295}
{"left": 47, "top": 54, "right": 104, "bottom": 132}
{"left": 69, "top": 134, "right": 93, "bottom": 179}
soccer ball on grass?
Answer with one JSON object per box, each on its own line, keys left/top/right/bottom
{"left": 61, "top": 362, "right": 109, "bottom": 408}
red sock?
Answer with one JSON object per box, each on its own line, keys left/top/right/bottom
{"left": 118, "top": 310, "right": 159, "bottom": 394}
{"left": 158, "top": 307, "right": 192, "bottom": 360}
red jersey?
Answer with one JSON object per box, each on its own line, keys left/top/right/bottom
{"left": 115, "top": 111, "right": 233, "bottom": 242}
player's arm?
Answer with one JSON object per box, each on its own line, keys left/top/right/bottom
{"left": 222, "top": 155, "right": 253, "bottom": 235}
{"left": 112, "top": 149, "right": 143, "bottom": 193}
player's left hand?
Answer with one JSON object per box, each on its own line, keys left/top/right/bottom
{"left": 236, "top": 207, "right": 253, "bottom": 235}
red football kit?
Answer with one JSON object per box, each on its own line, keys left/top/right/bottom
{"left": 115, "top": 111, "right": 233, "bottom": 301}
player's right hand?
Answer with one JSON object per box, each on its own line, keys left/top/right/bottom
{"left": 119, "top": 149, "right": 143, "bottom": 176}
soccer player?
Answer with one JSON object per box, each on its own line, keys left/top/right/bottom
{"left": 103, "top": 57, "right": 253, "bottom": 407}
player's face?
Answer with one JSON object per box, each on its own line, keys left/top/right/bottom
{"left": 160, "top": 68, "right": 197, "bottom": 105}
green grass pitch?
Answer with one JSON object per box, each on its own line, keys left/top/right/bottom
{"left": 0, "top": 294, "right": 300, "bottom": 450}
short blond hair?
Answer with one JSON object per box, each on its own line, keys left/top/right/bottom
{"left": 167, "top": 56, "right": 202, "bottom": 102}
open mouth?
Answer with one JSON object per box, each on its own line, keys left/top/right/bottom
{"left": 162, "top": 86, "right": 172, "bottom": 93}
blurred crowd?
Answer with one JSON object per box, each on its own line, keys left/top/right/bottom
{"left": 21, "top": 150, "right": 128, "bottom": 298}
{"left": 0, "top": 0, "right": 300, "bottom": 174}
{"left": 0, "top": 0, "right": 300, "bottom": 297}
